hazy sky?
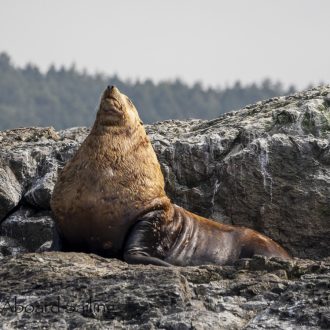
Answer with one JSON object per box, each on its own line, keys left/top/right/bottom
{"left": 0, "top": 0, "right": 329, "bottom": 89}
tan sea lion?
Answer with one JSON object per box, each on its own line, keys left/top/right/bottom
{"left": 50, "top": 86, "right": 291, "bottom": 266}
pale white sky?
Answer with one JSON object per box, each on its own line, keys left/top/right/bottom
{"left": 0, "top": 0, "right": 329, "bottom": 89}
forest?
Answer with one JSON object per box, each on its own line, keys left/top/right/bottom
{"left": 0, "top": 52, "right": 297, "bottom": 130}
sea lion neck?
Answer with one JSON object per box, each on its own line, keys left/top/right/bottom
{"left": 90, "top": 120, "right": 140, "bottom": 136}
{"left": 86, "top": 121, "right": 148, "bottom": 155}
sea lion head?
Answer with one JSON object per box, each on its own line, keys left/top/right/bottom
{"left": 95, "top": 85, "right": 142, "bottom": 128}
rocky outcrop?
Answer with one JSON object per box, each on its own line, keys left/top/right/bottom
{"left": 0, "top": 86, "right": 329, "bottom": 328}
{"left": 0, "top": 86, "right": 329, "bottom": 259}
{"left": 0, "top": 253, "right": 329, "bottom": 329}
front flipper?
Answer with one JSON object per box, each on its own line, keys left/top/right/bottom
{"left": 124, "top": 252, "right": 172, "bottom": 267}
{"left": 123, "top": 210, "right": 172, "bottom": 267}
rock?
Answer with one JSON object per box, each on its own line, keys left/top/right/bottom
{"left": 0, "top": 253, "right": 328, "bottom": 329}
{"left": 324, "top": 93, "right": 330, "bottom": 106}
{"left": 35, "top": 240, "right": 53, "bottom": 252}
{"left": 245, "top": 272, "right": 330, "bottom": 329}
{"left": 0, "top": 127, "right": 86, "bottom": 208}
{"left": 24, "top": 161, "right": 59, "bottom": 209}
{"left": 0, "top": 127, "right": 60, "bottom": 219}
{"left": 0, "top": 164, "right": 22, "bottom": 221}
{"left": 0, "top": 236, "right": 26, "bottom": 259}
{"left": 0, "top": 207, "right": 54, "bottom": 251}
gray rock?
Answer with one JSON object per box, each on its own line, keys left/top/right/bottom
{"left": 0, "top": 236, "right": 26, "bottom": 258}
{"left": 0, "top": 127, "right": 60, "bottom": 219}
{"left": 35, "top": 240, "right": 53, "bottom": 252}
{"left": 324, "top": 93, "right": 330, "bottom": 106}
{"left": 0, "top": 207, "right": 54, "bottom": 251}
{"left": 24, "top": 161, "right": 59, "bottom": 209}
{"left": 0, "top": 164, "right": 22, "bottom": 221}
{"left": 0, "top": 253, "right": 328, "bottom": 329}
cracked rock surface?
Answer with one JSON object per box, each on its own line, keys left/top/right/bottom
{"left": 0, "top": 253, "right": 329, "bottom": 329}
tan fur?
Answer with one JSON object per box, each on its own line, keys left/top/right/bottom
{"left": 51, "top": 87, "right": 170, "bottom": 255}
{"left": 51, "top": 86, "right": 290, "bottom": 264}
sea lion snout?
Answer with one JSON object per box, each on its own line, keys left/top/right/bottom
{"left": 96, "top": 86, "right": 143, "bottom": 128}
{"left": 102, "top": 85, "right": 122, "bottom": 105}
{"left": 97, "top": 86, "right": 127, "bottom": 125}
{"left": 105, "top": 85, "right": 119, "bottom": 97}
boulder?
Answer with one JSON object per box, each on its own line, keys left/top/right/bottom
{"left": 0, "top": 207, "right": 54, "bottom": 251}
{"left": 0, "top": 236, "right": 26, "bottom": 259}
{"left": 0, "top": 164, "right": 22, "bottom": 221}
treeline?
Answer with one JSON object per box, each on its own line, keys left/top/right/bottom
{"left": 0, "top": 52, "right": 296, "bottom": 130}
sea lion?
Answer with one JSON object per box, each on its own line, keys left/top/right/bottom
{"left": 51, "top": 86, "right": 291, "bottom": 266}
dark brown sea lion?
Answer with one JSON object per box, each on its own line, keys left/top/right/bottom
{"left": 51, "top": 86, "right": 291, "bottom": 266}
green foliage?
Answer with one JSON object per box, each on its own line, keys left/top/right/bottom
{"left": 0, "top": 52, "right": 296, "bottom": 130}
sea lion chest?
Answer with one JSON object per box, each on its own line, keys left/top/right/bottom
{"left": 53, "top": 153, "right": 144, "bottom": 256}
{"left": 52, "top": 134, "right": 166, "bottom": 257}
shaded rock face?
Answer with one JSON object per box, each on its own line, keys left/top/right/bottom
{"left": 0, "top": 208, "right": 54, "bottom": 251}
{"left": 0, "top": 253, "right": 329, "bottom": 329}
{"left": 0, "top": 236, "right": 26, "bottom": 259}
{"left": 0, "top": 86, "right": 329, "bottom": 259}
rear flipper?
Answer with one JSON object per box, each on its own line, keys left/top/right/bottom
{"left": 123, "top": 210, "right": 172, "bottom": 267}
{"left": 239, "top": 229, "right": 291, "bottom": 260}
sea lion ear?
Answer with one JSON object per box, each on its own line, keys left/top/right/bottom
{"left": 140, "top": 120, "right": 144, "bottom": 125}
